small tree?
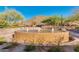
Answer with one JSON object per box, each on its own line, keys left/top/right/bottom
{"left": 0, "top": 19, "right": 8, "bottom": 28}
{"left": 42, "top": 16, "right": 64, "bottom": 30}
{"left": 0, "top": 8, "right": 25, "bottom": 27}
{"left": 47, "top": 33, "right": 64, "bottom": 52}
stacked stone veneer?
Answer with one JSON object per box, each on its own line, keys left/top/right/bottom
{"left": 13, "top": 31, "right": 69, "bottom": 45}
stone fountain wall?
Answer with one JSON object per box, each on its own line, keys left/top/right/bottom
{"left": 13, "top": 31, "right": 69, "bottom": 46}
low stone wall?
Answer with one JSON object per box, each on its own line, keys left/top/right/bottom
{"left": 13, "top": 31, "right": 69, "bottom": 46}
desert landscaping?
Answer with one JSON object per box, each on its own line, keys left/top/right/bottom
{"left": 0, "top": 6, "right": 79, "bottom": 52}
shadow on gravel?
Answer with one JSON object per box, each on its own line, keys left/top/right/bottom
{"left": 0, "top": 42, "right": 78, "bottom": 52}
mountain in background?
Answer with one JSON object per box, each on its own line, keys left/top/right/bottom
{"left": 25, "top": 16, "right": 48, "bottom": 26}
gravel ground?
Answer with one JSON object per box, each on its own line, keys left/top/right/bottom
{"left": 11, "top": 45, "right": 25, "bottom": 52}
{"left": 0, "top": 28, "right": 79, "bottom": 52}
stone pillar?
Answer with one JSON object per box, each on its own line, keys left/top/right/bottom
{"left": 52, "top": 28, "right": 54, "bottom": 32}
{"left": 38, "top": 28, "right": 41, "bottom": 32}
{"left": 26, "top": 28, "right": 28, "bottom": 32}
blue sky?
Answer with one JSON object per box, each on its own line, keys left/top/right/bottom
{"left": 0, "top": 6, "right": 79, "bottom": 20}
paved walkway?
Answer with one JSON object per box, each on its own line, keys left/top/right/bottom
{"left": 62, "top": 31, "right": 79, "bottom": 52}
{"left": 0, "top": 28, "right": 21, "bottom": 42}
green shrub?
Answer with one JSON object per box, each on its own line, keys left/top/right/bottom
{"left": 0, "top": 37, "right": 5, "bottom": 45}
{"left": 47, "top": 47, "right": 62, "bottom": 52}
{"left": 24, "top": 45, "right": 36, "bottom": 52}
{"left": 0, "top": 42, "right": 6, "bottom": 45}
{"left": 75, "top": 27, "right": 79, "bottom": 30}
{"left": 11, "top": 43, "right": 19, "bottom": 46}
{"left": 69, "top": 37, "right": 74, "bottom": 41}
{"left": 74, "top": 45, "right": 79, "bottom": 52}
{"left": 0, "top": 22, "right": 9, "bottom": 28}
